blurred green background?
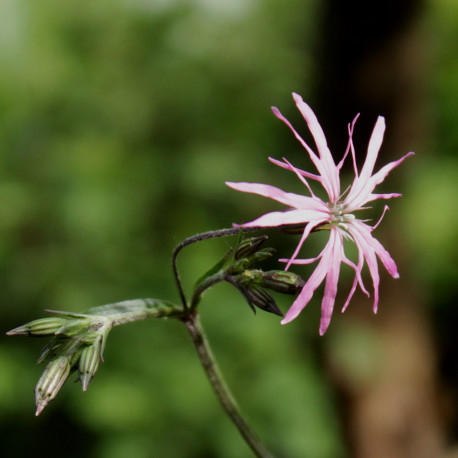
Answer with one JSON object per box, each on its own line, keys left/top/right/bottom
{"left": 0, "top": 1, "right": 457, "bottom": 457}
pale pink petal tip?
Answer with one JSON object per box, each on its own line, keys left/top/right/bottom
{"left": 225, "top": 181, "right": 239, "bottom": 188}
{"left": 292, "top": 92, "right": 302, "bottom": 103}
{"left": 386, "top": 263, "right": 399, "bottom": 279}
{"left": 280, "top": 306, "right": 301, "bottom": 325}
{"left": 319, "top": 319, "right": 330, "bottom": 336}
{"left": 280, "top": 316, "right": 290, "bottom": 325}
{"left": 271, "top": 106, "right": 281, "bottom": 116}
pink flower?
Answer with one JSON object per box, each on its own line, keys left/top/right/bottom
{"left": 226, "top": 93, "right": 413, "bottom": 335}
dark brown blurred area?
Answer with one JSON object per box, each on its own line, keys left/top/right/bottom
{"left": 315, "top": 1, "right": 456, "bottom": 457}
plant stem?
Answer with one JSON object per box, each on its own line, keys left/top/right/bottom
{"left": 190, "top": 271, "right": 226, "bottom": 310}
{"left": 183, "top": 312, "right": 274, "bottom": 458}
{"left": 171, "top": 227, "right": 261, "bottom": 310}
{"left": 86, "top": 298, "right": 185, "bottom": 326}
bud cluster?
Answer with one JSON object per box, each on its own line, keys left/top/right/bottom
{"left": 225, "top": 235, "right": 305, "bottom": 317}
{"left": 7, "top": 310, "right": 111, "bottom": 415}
{"left": 7, "top": 298, "right": 183, "bottom": 415}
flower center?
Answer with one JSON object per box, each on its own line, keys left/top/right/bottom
{"left": 329, "top": 202, "right": 355, "bottom": 229}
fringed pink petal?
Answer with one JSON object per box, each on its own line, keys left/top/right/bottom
{"left": 269, "top": 157, "right": 321, "bottom": 183}
{"left": 272, "top": 97, "right": 339, "bottom": 202}
{"left": 345, "top": 116, "right": 385, "bottom": 208}
{"left": 347, "top": 224, "right": 381, "bottom": 313}
{"left": 279, "top": 237, "right": 329, "bottom": 266}
{"left": 319, "top": 230, "right": 343, "bottom": 335}
{"left": 372, "top": 205, "right": 390, "bottom": 230}
{"left": 278, "top": 157, "right": 318, "bottom": 198}
{"left": 234, "top": 209, "right": 328, "bottom": 228}
{"left": 337, "top": 114, "right": 360, "bottom": 174}
{"left": 340, "top": 244, "right": 369, "bottom": 299}
{"left": 346, "top": 151, "right": 413, "bottom": 209}
{"left": 360, "top": 116, "right": 386, "bottom": 181}
{"left": 281, "top": 247, "right": 330, "bottom": 324}
{"left": 368, "top": 151, "right": 414, "bottom": 190}
{"left": 341, "top": 227, "right": 367, "bottom": 313}
{"left": 292, "top": 93, "right": 340, "bottom": 202}
{"left": 284, "top": 218, "right": 329, "bottom": 270}
{"left": 367, "top": 240, "right": 399, "bottom": 280}
{"left": 279, "top": 255, "right": 321, "bottom": 265}
{"left": 271, "top": 106, "right": 322, "bottom": 170}
{"left": 225, "top": 181, "right": 327, "bottom": 212}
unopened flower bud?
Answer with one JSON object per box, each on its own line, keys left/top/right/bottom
{"left": 78, "top": 338, "right": 102, "bottom": 392}
{"left": 232, "top": 248, "right": 275, "bottom": 273}
{"left": 242, "top": 285, "right": 284, "bottom": 317}
{"left": 6, "top": 317, "right": 69, "bottom": 337}
{"left": 234, "top": 236, "right": 268, "bottom": 260}
{"left": 261, "top": 270, "right": 305, "bottom": 295}
{"left": 35, "top": 356, "right": 72, "bottom": 416}
{"left": 252, "top": 247, "right": 275, "bottom": 263}
{"left": 7, "top": 312, "right": 94, "bottom": 339}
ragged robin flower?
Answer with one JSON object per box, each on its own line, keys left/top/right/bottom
{"left": 227, "top": 93, "right": 413, "bottom": 335}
